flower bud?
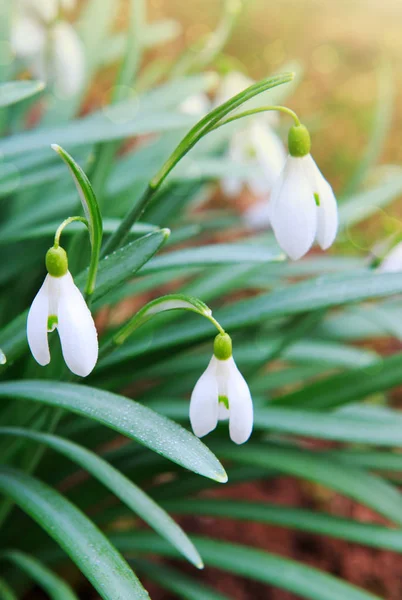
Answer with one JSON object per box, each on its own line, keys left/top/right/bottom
{"left": 288, "top": 124, "right": 311, "bottom": 157}
{"left": 213, "top": 332, "right": 232, "bottom": 361}
{"left": 45, "top": 246, "right": 68, "bottom": 277}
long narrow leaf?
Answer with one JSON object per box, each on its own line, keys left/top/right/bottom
{"left": 215, "top": 442, "right": 402, "bottom": 526}
{"left": 0, "top": 427, "right": 202, "bottom": 568}
{"left": 0, "top": 381, "right": 227, "bottom": 483}
{"left": 0, "top": 81, "right": 44, "bottom": 107}
{"left": 112, "top": 533, "right": 382, "bottom": 600}
{"left": 162, "top": 499, "right": 402, "bottom": 554}
{"left": 0, "top": 468, "right": 149, "bottom": 600}
{"left": 0, "top": 550, "right": 78, "bottom": 600}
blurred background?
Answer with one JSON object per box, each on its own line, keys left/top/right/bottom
{"left": 79, "top": 0, "right": 402, "bottom": 255}
{"left": 122, "top": 0, "right": 402, "bottom": 187}
{"left": 101, "top": 2, "right": 402, "bottom": 598}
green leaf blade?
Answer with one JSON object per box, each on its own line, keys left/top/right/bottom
{"left": 163, "top": 498, "right": 402, "bottom": 554}
{"left": 0, "top": 381, "right": 227, "bottom": 483}
{"left": 0, "top": 81, "right": 44, "bottom": 108}
{"left": 0, "top": 468, "right": 149, "bottom": 600}
{"left": 51, "top": 145, "right": 103, "bottom": 295}
{"left": 0, "top": 550, "right": 78, "bottom": 600}
{"left": 113, "top": 533, "right": 382, "bottom": 600}
{"left": 216, "top": 442, "right": 402, "bottom": 527}
{"left": 0, "top": 427, "right": 203, "bottom": 569}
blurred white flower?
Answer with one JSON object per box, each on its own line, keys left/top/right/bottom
{"left": 213, "top": 71, "right": 254, "bottom": 108}
{"left": 377, "top": 242, "right": 402, "bottom": 272}
{"left": 27, "top": 247, "right": 98, "bottom": 377}
{"left": 180, "top": 93, "right": 211, "bottom": 117}
{"left": 243, "top": 198, "right": 271, "bottom": 230}
{"left": 270, "top": 125, "right": 338, "bottom": 260}
{"left": 222, "top": 118, "right": 287, "bottom": 199}
{"left": 214, "top": 71, "right": 286, "bottom": 201}
{"left": 11, "top": 0, "right": 84, "bottom": 97}
{"left": 190, "top": 334, "right": 253, "bottom": 445}
{"left": 48, "top": 21, "right": 85, "bottom": 97}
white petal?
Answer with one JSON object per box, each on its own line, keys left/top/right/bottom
{"left": 180, "top": 93, "right": 210, "bottom": 116}
{"left": 226, "top": 357, "right": 253, "bottom": 444}
{"left": 243, "top": 199, "right": 271, "bottom": 230}
{"left": 23, "top": 0, "right": 58, "bottom": 23}
{"left": 57, "top": 272, "right": 98, "bottom": 377}
{"left": 303, "top": 155, "right": 338, "bottom": 250}
{"left": 189, "top": 357, "right": 219, "bottom": 438}
{"left": 218, "top": 402, "right": 230, "bottom": 421}
{"left": 270, "top": 156, "right": 317, "bottom": 260}
{"left": 249, "top": 119, "right": 287, "bottom": 188}
{"left": 11, "top": 16, "right": 46, "bottom": 57}
{"left": 221, "top": 175, "right": 242, "bottom": 198}
{"left": 50, "top": 22, "right": 85, "bottom": 97}
{"left": 27, "top": 275, "right": 50, "bottom": 366}
{"left": 214, "top": 71, "right": 254, "bottom": 107}
{"left": 248, "top": 174, "right": 272, "bottom": 198}
{"left": 378, "top": 242, "right": 402, "bottom": 273}
{"left": 17, "top": 0, "right": 58, "bottom": 23}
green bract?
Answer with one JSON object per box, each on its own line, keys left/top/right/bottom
{"left": 45, "top": 246, "right": 68, "bottom": 277}
{"left": 213, "top": 333, "right": 232, "bottom": 360}
{"left": 288, "top": 124, "right": 311, "bottom": 157}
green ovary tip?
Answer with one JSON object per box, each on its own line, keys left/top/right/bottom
{"left": 219, "top": 395, "right": 229, "bottom": 409}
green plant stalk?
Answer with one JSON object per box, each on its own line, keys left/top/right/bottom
{"left": 170, "top": 0, "right": 242, "bottom": 77}
{"left": 51, "top": 145, "right": 103, "bottom": 300}
{"left": 53, "top": 216, "right": 88, "bottom": 248}
{"left": 98, "top": 294, "right": 225, "bottom": 361}
{"left": 0, "top": 408, "right": 60, "bottom": 531}
{"left": 89, "top": 0, "right": 146, "bottom": 200}
{"left": 102, "top": 72, "right": 294, "bottom": 255}
{"left": 211, "top": 104, "right": 301, "bottom": 129}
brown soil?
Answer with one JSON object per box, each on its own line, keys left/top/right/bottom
{"left": 144, "top": 477, "right": 402, "bottom": 600}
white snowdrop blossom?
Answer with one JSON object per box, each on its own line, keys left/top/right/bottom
{"left": 215, "top": 72, "right": 286, "bottom": 199}
{"left": 180, "top": 92, "right": 211, "bottom": 117}
{"left": 377, "top": 242, "right": 402, "bottom": 272}
{"left": 190, "top": 333, "right": 253, "bottom": 445}
{"left": 27, "top": 246, "right": 98, "bottom": 377}
{"left": 243, "top": 198, "right": 272, "bottom": 230}
{"left": 11, "top": 0, "right": 85, "bottom": 97}
{"left": 270, "top": 124, "right": 338, "bottom": 260}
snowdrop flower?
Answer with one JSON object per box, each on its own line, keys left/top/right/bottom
{"left": 377, "top": 242, "right": 402, "bottom": 272}
{"left": 243, "top": 198, "right": 272, "bottom": 230}
{"left": 270, "top": 124, "right": 338, "bottom": 260}
{"left": 190, "top": 333, "right": 253, "bottom": 444}
{"left": 11, "top": 0, "right": 85, "bottom": 97}
{"left": 215, "top": 72, "right": 286, "bottom": 199}
{"left": 180, "top": 92, "right": 211, "bottom": 117}
{"left": 27, "top": 245, "right": 98, "bottom": 377}
{"left": 213, "top": 71, "right": 254, "bottom": 109}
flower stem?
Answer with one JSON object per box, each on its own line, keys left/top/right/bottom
{"left": 206, "top": 314, "right": 226, "bottom": 335}
{"left": 53, "top": 216, "right": 88, "bottom": 248}
{"left": 101, "top": 72, "right": 294, "bottom": 255}
{"left": 210, "top": 105, "right": 301, "bottom": 131}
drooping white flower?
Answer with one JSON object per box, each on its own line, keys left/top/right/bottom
{"left": 180, "top": 93, "right": 211, "bottom": 117}
{"left": 190, "top": 333, "right": 253, "bottom": 444}
{"left": 243, "top": 198, "right": 271, "bottom": 230}
{"left": 270, "top": 124, "right": 338, "bottom": 260}
{"left": 214, "top": 71, "right": 286, "bottom": 200}
{"left": 47, "top": 21, "right": 85, "bottom": 97}
{"left": 213, "top": 71, "right": 254, "bottom": 108}
{"left": 11, "top": 0, "right": 84, "bottom": 98}
{"left": 377, "top": 242, "right": 402, "bottom": 272}
{"left": 27, "top": 246, "right": 98, "bottom": 377}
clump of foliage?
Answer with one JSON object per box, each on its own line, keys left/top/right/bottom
{"left": 1, "top": 1, "right": 402, "bottom": 600}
